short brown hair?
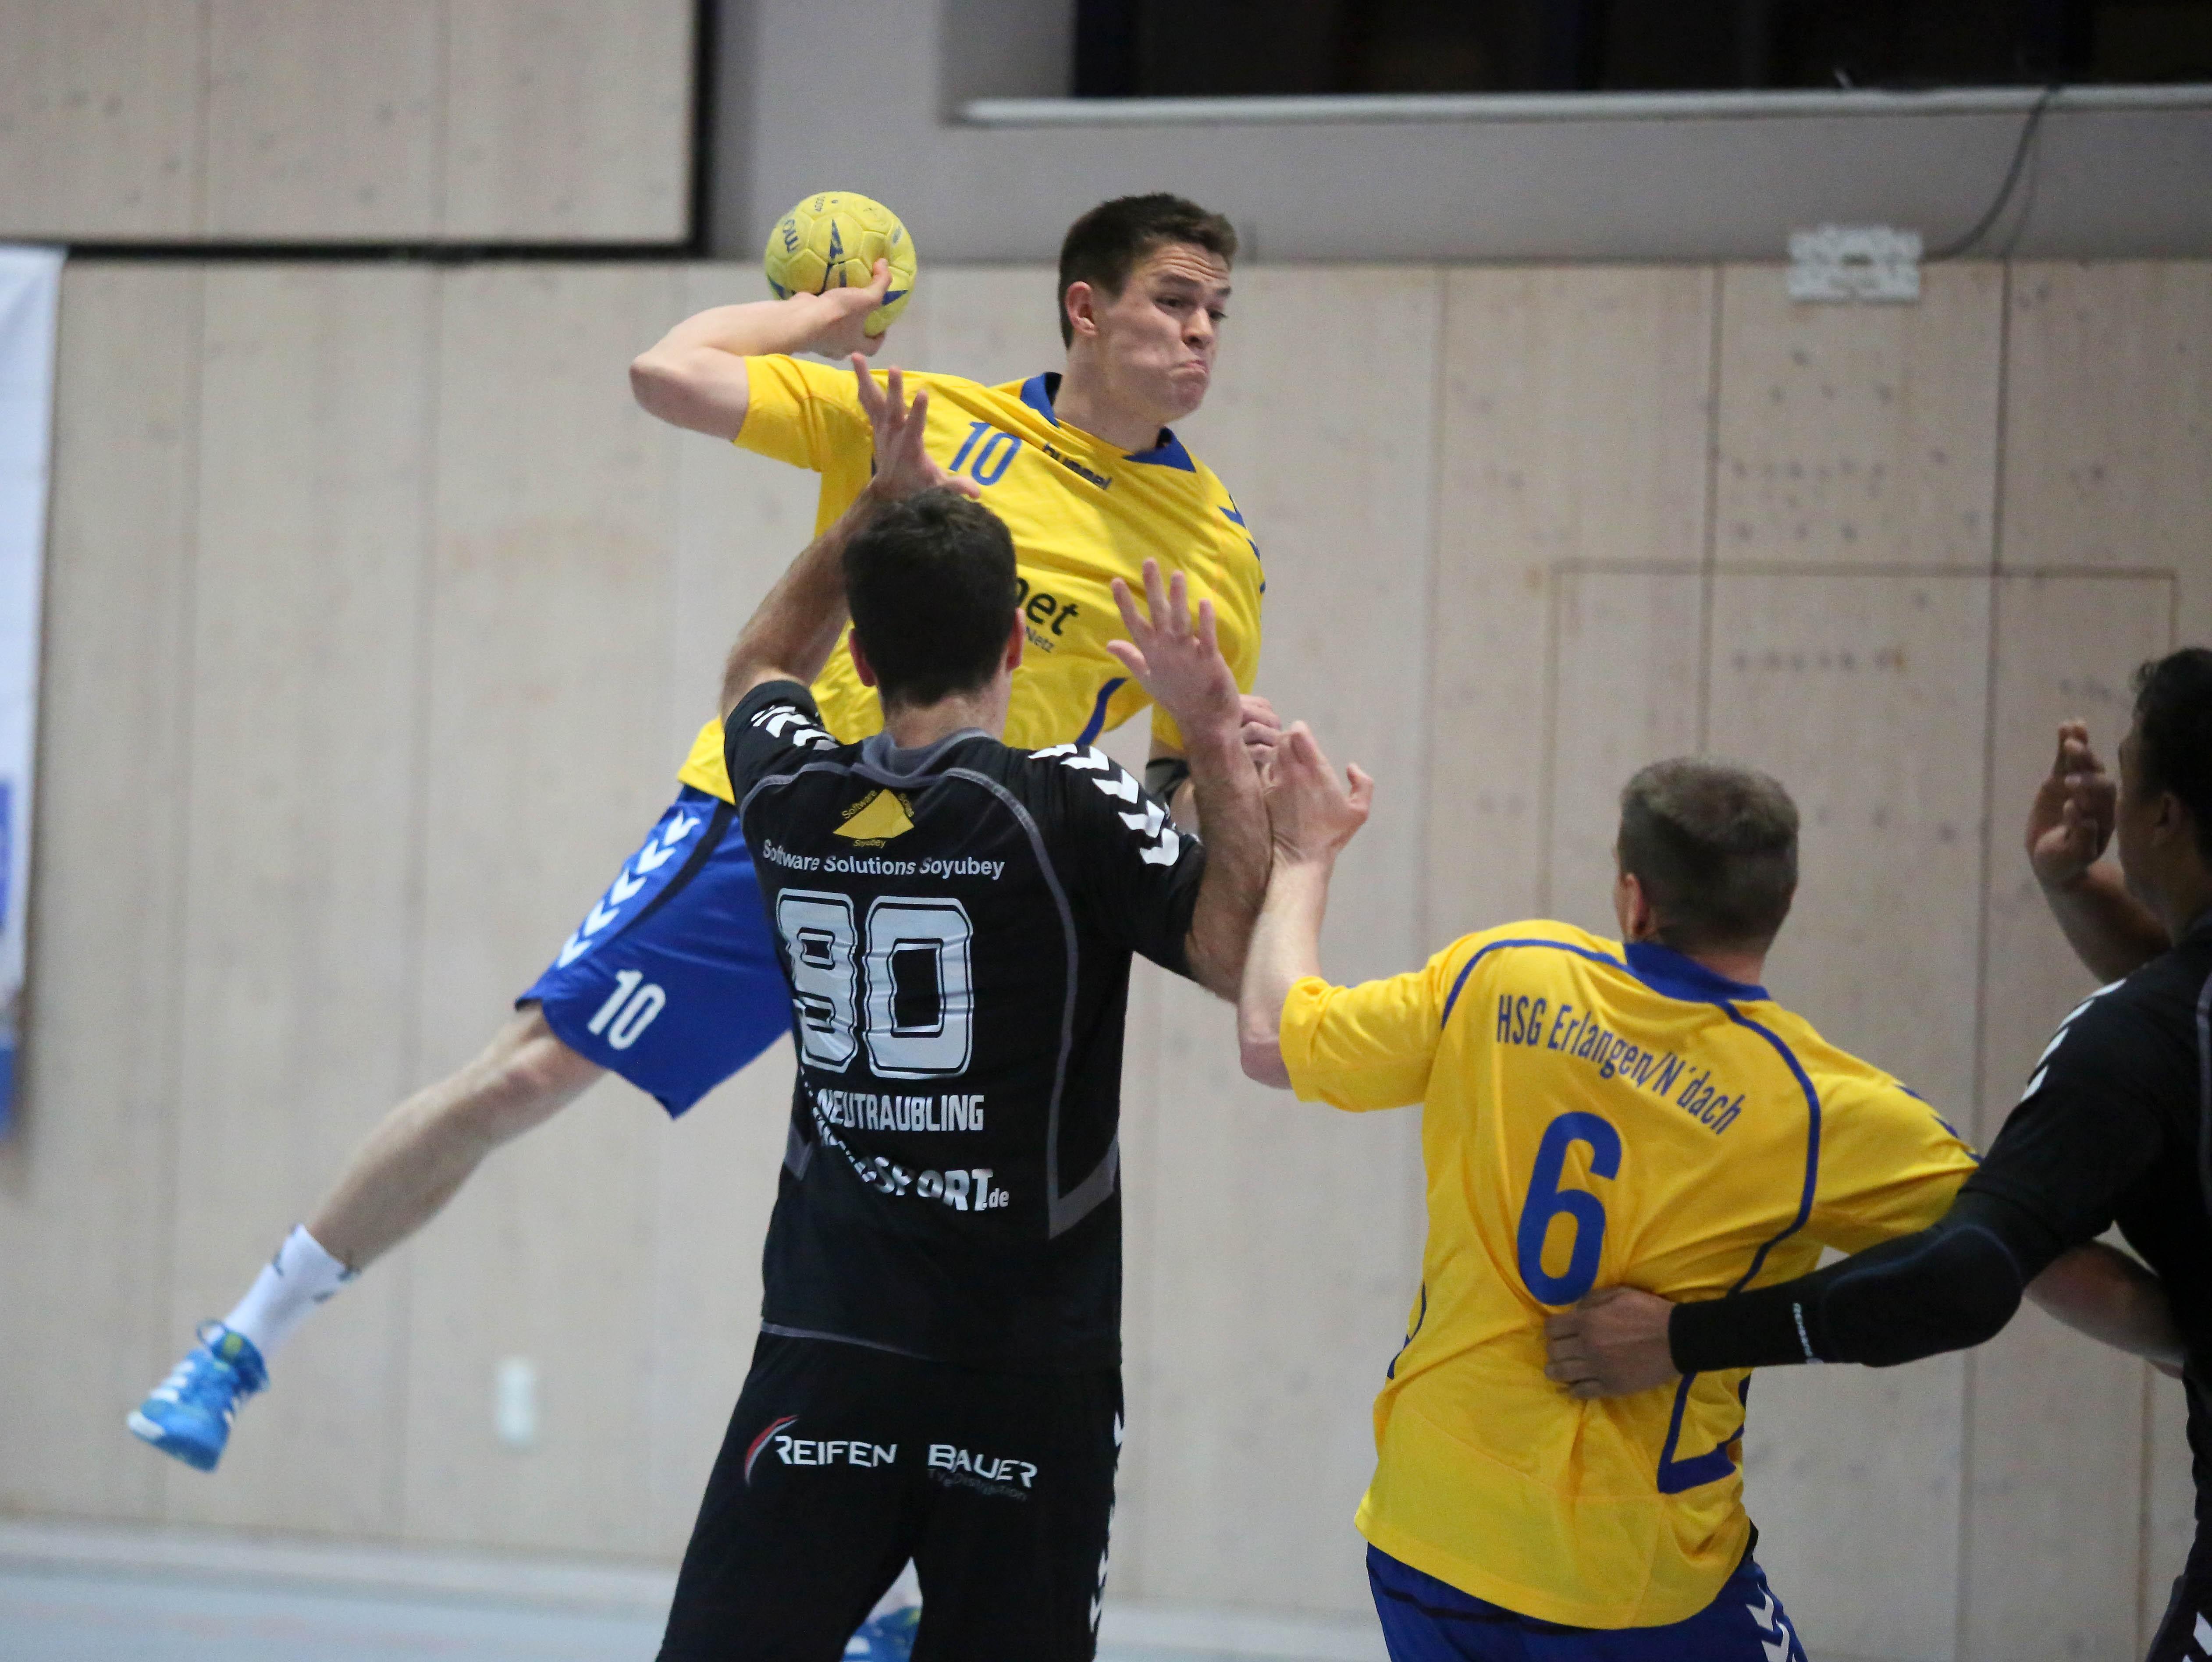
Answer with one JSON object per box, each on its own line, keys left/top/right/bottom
{"left": 1617, "top": 759, "right": 1799, "bottom": 953}
{"left": 845, "top": 490, "right": 1018, "bottom": 710}
{"left": 1056, "top": 194, "right": 1237, "bottom": 347}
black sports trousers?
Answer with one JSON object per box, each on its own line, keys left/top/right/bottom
{"left": 658, "top": 1332, "right": 1121, "bottom": 1661}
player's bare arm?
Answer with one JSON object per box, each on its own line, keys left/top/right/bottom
{"left": 1107, "top": 560, "right": 1270, "bottom": 998}
{"left": 2026, "top": 1238, "right": 2185, "bottom": 1372}
{"left": 2028, "top": 719, "right": 2169, "bottom": 980}
{"left": 1235, "top": 725, "right": 1376, "bottom": 1088}
{"left": 633, "top": 259, "right": 895, "bottom": 442}
{"left": 721, "top": 361, "right": 978, "bottom": 711}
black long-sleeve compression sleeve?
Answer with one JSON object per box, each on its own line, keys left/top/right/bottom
{"left": 1670, "top": 1190, "right": 2070, "bottom": 1372}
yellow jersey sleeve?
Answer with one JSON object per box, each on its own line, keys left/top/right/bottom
{"left": 1806, "top": 1072, "right": 1980, "bottom": 1253}
{"left": 1279, "top": 948, "right": 1454, "bottom": 1112}
{"left": 733, "top": 353, "right": 869, "bottom": 472}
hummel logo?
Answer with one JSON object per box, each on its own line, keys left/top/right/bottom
{"left": 755, "top": 705, "right": 836, "bottom": 749}
{"left": 554, "top": 811, "right": 704, "bottom": 968}
{"left": 1747, "top": 1587, "right": 1793, "bottom": 1662}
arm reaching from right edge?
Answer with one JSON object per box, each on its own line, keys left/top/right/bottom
{"left": 2028, "top": 719, "right": 2169, "bottom": 981}
{"left": 1542, "top": 1202, "right": 2183, "bottom": 1401}
{"left": 1235, "top": 725, "right": 1376, "bottom": 1088}
{"left": 633, "top": 260, "right": 895, "bottom": 442}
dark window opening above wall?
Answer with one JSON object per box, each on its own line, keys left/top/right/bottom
{"left": 1072, "top": 0, "right": 2212, "bottom": 99}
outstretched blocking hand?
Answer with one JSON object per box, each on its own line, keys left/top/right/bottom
{"left": 1543, "top": 1286, "right": 1682, "bottom": 1400}
{"left": 804, "top": 259, "right": 896, "bottom": 360}
{"left": 2026, "top": 719, "right": 2118, "bottom": 890}
{"left": 1263, "top": 723, "right": 1373, "bottom": 865}
{"left": 853, "top": 358, "right": 979, "bottom": 505}
{"left": 1107, "top": 560, "right": 1242, "bottom": 748}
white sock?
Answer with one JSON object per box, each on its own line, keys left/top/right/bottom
{"left": 221, "top": 1225, "right": 355, "bottom": 1364}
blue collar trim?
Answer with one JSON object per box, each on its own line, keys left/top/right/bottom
{"left": 1019, "top": 372, "right": 1057, "bottom": 426}
{"left": 1019, "top": 372, "right": 1195, "bottom": 472}
{"left": 1623, "top": 940, "right": 1768, "bottom": 1005}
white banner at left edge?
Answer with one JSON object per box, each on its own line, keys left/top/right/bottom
{"left": 0, "top": 247, "right": 63, "bottom": 1136}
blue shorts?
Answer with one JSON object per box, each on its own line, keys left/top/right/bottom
{"left": 520, "top": 787, "right": 790, "bottom": 1116}
{"left": 1368, "top": 1545, "right": 1808, "bottom": 1662}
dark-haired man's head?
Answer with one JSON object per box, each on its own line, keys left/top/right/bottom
{"left": 1058, "top": 194, "right": 1237, "bottom": 424}
{"left": 2116, "top": 647, "right": 2212, "bottom": 929}
{"left": 1615, "top": 760, "right": 1800, "bottom": 966}
{"left": 843, "top": 490, "right": 1020, "bottom": 717}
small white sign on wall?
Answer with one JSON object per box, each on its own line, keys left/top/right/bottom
{"left": 0, "top": 248, "right": 60, "bottom": 1136}
{"left": 1787, "top": 224, "right": 1923, "bottom": 303}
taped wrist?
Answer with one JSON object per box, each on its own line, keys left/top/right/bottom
{"left": 1145, "top": 756, "right": 1193, "bottom": 802}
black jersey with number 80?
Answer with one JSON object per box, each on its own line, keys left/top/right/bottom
{"left": 724, "top": 680, "right": 1206, "bottom": 1373}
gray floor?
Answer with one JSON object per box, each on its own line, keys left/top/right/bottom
{"left": 0, "top": 1558, "right": 1380, "bottom": 1662}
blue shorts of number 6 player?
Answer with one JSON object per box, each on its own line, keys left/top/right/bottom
{"left": 519, "top": 786, "right": 792, "bottom": 1112}
{"left": 1369, "top": 1546, "right": 1808, "bottom": 1662}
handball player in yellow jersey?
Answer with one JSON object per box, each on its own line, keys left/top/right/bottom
{"left": 130, "top": 195, "right": 1270, "bottom": 1601}
{"left": 1235, "top": 739, "right": 1985, "bottom": 1658}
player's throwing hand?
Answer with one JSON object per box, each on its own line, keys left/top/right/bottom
{"left": 800, "top": 258, "right": 897, "bottom": 359}
{"left": 1263, "top": 724, "right": 1373, "bottom": 866}
{"left": 1107, "top": 559, "right": 1241, "bottom": 744}
{"left": 853, "top": 358, "right": 980, "bottom": 504}
{"left": 2026, "top": 719, "right": 2118, "bottom": 891}
{"left": 1543, "top": 1286, "right": 1682, "bottom": 1400}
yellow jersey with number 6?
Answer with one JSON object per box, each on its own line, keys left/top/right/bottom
{"left": 675, "top": 355, "right": 1264, "bottom": 803}
{"left": 1280, "top": 923, "right": 1976, "bottom": 1630}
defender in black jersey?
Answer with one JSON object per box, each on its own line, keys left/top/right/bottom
{"left": 657, "top": 364, "right": 1267, "bottom": 1661}
{"left": 1545, "top": 648, "right": 2212, "bottom": 1661}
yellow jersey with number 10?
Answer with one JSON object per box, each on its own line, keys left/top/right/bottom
{"left": 675, "top": 355, "right": 1265, "bottom": 803}
{"left": 1280, "top": 922, "right": 1977, "bottom": 1630}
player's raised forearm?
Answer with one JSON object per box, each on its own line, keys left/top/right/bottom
{"left": 2026, "top": 1238, "right": 2185, "bottom": 1368}
{"left": 1238, "top": 858, "right": 1330, "bottom": 1088}
{"left": 720, "top": 503, "right": 870, "bottom": 714}
{"left": 1238, "top": 723, "right": 1373, "bottom": 1085}
{"left": 2041, "top": 862, "right": 2169, "bottom": 983}
{"left": 1181, "top": 722, "right": 1270, "bottom": 1001}
{"left": 632, "top": 266, "right": 891, "bottom": 440}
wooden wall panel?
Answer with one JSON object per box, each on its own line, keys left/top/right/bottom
{"left": 400, "top": 264, "right": 686, "bottom": 1552}
{"left": 0, "top": 1, "right": 204, "bottom": 238}
{"left": 204, "top": 0, "right": 443, "bottom": 239}
{"left": 1708, "top": 572, "right": 1991, "bottom": 1662}
{"left": 2147, "top": 1376, "right": 2195, "bottom": 1646}
{"left": 1113, "top": 270, "right": 1438, "bottom": 1615}
{"left": 1543, "top": 567, "right": 1703, "bottom": 935}
{"left": 1958, "top": 573, "right": 2175, "bottom": 1659}
{"left": 907, "top": 266, "right": 1063, "bottom": 389}
{"left": 160, "top": 268, "right": 435, "bottom": 1536}
{"left": 0, "top": 267, "right": 199, "bottom": 1521}
{"left": 1715, "top": 264, "right": 2003, "bottom": 569}
{"left": 1428, "top": 268, "right": 1714, "bottom": 942}
{"left": 443, "top": 0, "right": 696, "bottom": 242}
{"left": 2002, "top": 263, "right": 2212, "bottom": 636}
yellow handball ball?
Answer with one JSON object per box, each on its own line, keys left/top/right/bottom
{"left": 763, "top": 191, "right": 917, "bottom": 338}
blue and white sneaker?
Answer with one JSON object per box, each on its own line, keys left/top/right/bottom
{"left": 843, "top": 1605, "right": 919, "bottom": 1661}
{"left": 127, "top": 1322, "right": 267, "bottom": 1472}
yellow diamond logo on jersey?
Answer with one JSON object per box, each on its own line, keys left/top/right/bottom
{"left": 834, "top": 788, "right": 914, "bottom": 845}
